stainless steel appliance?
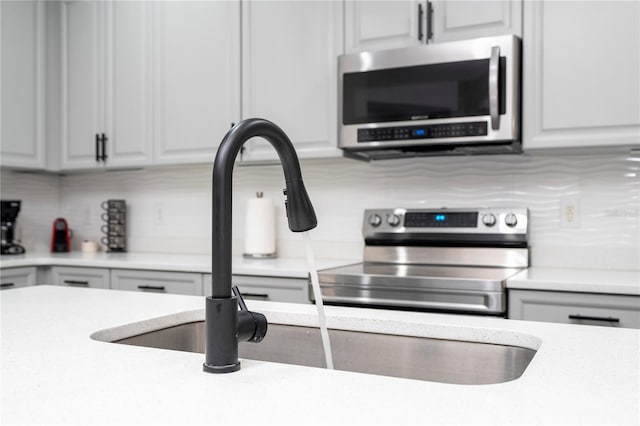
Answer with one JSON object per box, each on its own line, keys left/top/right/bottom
{"left": 312, "top": 207, "right": 529, "bottom": 316}
{"left": 1, "top": 200, "right": 26, "bottom": 255}
{"left": 338, "top": 35, "right": 521, "bottom": 160}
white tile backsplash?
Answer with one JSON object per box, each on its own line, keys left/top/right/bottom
{"left": 3, "top": 151, "right": 639, "bottom": 270}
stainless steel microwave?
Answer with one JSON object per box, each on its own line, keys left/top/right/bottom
{"left": 338, "top": 35, "right": 521, "bottom": 160}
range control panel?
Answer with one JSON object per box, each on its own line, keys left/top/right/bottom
{"left": 357, "top": 122, "right": 488, "bottom": 142}
{"left": 363, "top": 207, "right": 528, "bottom": 238}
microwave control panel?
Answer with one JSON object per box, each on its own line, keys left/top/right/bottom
{"left": 357, "top": 122, "right": 487, "bottom": 142}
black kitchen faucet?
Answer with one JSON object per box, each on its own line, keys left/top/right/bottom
{"left": 204, "top": 118, "right": 317, "bottom": 374}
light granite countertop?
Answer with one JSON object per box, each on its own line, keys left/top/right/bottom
{"left": 1, "top": 252, "right": 639, "bottom": 296}
{"left": 0, "top": 252, "right": 357, "bottom": 279}
{"left": 1, "top": 285, "right": 639, "bottom": 425}
{"left": 507, "top": 267, "right": 640, "bottom": 296}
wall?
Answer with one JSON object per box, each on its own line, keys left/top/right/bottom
{"left": 39, "top": 150, "right": 638, "bottom": 270}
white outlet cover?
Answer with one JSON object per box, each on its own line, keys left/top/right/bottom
{"left": 560, "top": 198, "right": 580, "bottom": 228}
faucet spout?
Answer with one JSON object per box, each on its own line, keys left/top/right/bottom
{"left": 204, "top": 118, "right": 317, "bottom": 374}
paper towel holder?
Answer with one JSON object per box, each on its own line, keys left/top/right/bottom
{"left": 243, "top": 191, "right": 277, "bottom": 259}
{"left": 243, "top": 253, "right": 277, "bottom": 259}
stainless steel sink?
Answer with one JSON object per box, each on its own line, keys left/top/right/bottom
{"left": 115, "top": 321, "right": 536, "bottom": 385}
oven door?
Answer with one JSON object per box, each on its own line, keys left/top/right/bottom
{"left": 312, "top": 263, "right": 525, "bottom": 315}
{"left": 338, "top": 35, "right": 520, "bottom": 151}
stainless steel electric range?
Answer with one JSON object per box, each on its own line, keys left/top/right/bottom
{"left": 312, "top": 207, "right": 529, "bottom": 316}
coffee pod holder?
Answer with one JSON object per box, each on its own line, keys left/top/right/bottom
{"left": 100, "top": 199, "right": 127, "bottom": 252}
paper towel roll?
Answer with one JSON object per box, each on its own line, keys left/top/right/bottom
{"left": 244, "top": 192, "right": 277, "bottom": 258}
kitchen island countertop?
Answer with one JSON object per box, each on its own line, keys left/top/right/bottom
{"left": 1, "top": 285, "right": 638, "bottom": 425}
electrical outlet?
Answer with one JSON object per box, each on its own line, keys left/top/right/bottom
{"left": 154, "top": 204, "right": 164, "bottom": 226}
{"left": 560, "top": 198, "right": 580, "bottom": 228}
{"left": 83, "top": 206, "right": 92, "bottom": 225}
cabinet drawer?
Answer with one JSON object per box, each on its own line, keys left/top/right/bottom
{"left": 509, "top": 290, "right": 640, "bottom": 329}
{"left": 0, "top": 267, "right": 37, "bottom": 290}
{"left": 51, "top": 267, "right": 110, "bottom": 289}
{"left": 203, "top": 274, "right": 310, "bottom": 304}
{"left": 111, "top": 269, "right": 203, "bottom": 296}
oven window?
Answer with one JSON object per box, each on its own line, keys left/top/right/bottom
{"left": 343, "top": 58, "right": 505, "bottom": 125}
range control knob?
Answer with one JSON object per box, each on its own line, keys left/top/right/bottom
{"left": 482, "top": 213, "right": 497, "bottom": 227}
{"left": 387, "top": 214, "right": 401, "bottom": 227}
{"left": 368, "top": 214, "right": 382, "bottom": 227}
{"left": 505, "top": 213, "right": 518, "bottom": 227}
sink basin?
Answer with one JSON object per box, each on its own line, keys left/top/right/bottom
{"left": 113, "top": 321, "right": 536, "bottom": 385}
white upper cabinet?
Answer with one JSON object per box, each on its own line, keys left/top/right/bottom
{"left": 523, "top": 1, "right": 640, "bottom": 150}
{"left": 61, "top": 1, "right": 152, "bottom": 170}
{"left": 60, "top": 1, "right": 104, "bottom": 169}
{"left": 152, "top": 1, "right": 240, "bottom": 165}
{"left": 1, "top": 1, "right": 45, "bottom": 169}
{"left": 431, "top": 0, "right": 522, "bottom": 42}
{"left": 344, "top": 0, "right": 422, "bottom": 53}
{"left": 240, "top": 0, "right": 343, "bottom": 162}
{"left": 104, "top": 1, "right": 153, "bottom": 168}
{"left": 345, "top": 0, "right": 521, "bottom": 54}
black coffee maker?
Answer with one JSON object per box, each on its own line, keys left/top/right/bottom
{"left": 1, "top": 200, "right": 26, "bottom": 255}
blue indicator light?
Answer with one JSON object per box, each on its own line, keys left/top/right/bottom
{"left": 435, "top": 214, "right": 446, "bottom": 221}
{"left": 414, "top": 129, "right": 426, "bottom": 136}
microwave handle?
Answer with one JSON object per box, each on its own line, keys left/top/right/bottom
{"left": 489, "top": 46, "right": 500, "bottom": 130}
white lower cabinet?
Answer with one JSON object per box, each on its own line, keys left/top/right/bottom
{"left": 111, "top": 269, "right": 203, "bottom": 296}
{"left": 0, "top": 267, "right": 37, "bottom": 290}
{"left": 508, "top": 290, "right": 640, "bottom": 329}
{"left": 51, "top": 266, "right": 110, "bottom": 289}
{"left": 204, "top": 274, "right": 310, "bottom": 304}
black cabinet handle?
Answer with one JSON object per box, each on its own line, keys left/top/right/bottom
{"left": 568, "top": 314, "right": 620, "bottom": 323}
{"left": 426, "top": 1, "right": 434, "bottom": 43}
{"left": 1, "top": 283, "right": 15, "bottom": 288}
{"left": 241, "top": 292, "right": 269, "bottom": 299}
{"left": 100, "top": 133, "right": 108, "bottom": 161}
{"left": 137, "top": 285, "right": 166, "bottom": 291}
{"left": 64, "top": 280, "right": 89, "bottom": 286}
{"left": 95, "top": 134, "right": 100, "bottom": 162}
{"left": 418, "top": 3, "right": 424, "bottom": 42}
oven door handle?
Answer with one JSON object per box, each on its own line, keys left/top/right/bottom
{"left": 489, "top": 46, "right": 500, "bottom": 130}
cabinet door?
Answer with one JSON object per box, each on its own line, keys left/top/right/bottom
{"left": 344, "top": 0, "right": 422, "bottom": 53}
{"left": 240, "top": 0, "right": 342, "bottom": 162}
{"left": 103, "top": 1, "right": 153, "bottom": 168}
{"left": 431, "top": 1, "right": 521, "bottom": 43}
{"left": 60, "top": 1, "right": 105, "bottom": 169}
{"left": 0, "top": 1, "right": 45, "bottom": 169}
{"left": 153, "top": 1, "right": 240, "bottom": 165}
{"left": 51, "top": 266, "right": 110, "bottom": 289}
{"left": 0, "top": 267, "right": 37, "bottom": 290}
{"left": 112, "top": 269, "right": 203, "bottom": 296}
{"left": 509, "top": 290, "right": 640, "bottom": 329}
{"left": 523, "top": 1, "right": 640, "bottom": 150}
